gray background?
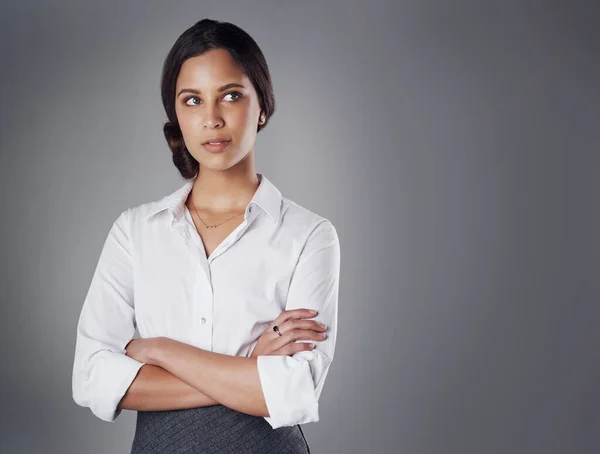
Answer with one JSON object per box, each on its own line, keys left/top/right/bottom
{"left": 1, "top": 1, "right": 599, "bottom": 453}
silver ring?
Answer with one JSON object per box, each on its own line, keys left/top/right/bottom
{"left": 273, "top": 325, "right": 282, "bottom": 336}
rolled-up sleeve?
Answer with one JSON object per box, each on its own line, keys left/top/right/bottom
{"left": 257, "top": 220, "right": 340, "bottom": 429}
{"left": 72, "top": 209, "right": 145, "bottom": 422}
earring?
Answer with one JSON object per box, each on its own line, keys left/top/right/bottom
{"left": 259, "top": 113, "right": 266, "bottom": 124}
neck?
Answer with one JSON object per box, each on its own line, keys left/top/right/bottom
{"left": 188, "top": 163, "right": 260, "bottom": 213}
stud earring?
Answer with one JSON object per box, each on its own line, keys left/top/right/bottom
{"left": 259, "top": 113, "right": 266, "bottom": 124}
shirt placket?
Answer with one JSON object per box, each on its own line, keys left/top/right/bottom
{"left": 174, "top": 206, "right": 257, "bottom": 350}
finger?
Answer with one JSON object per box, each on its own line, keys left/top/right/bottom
{"left": 275, "top": 342, "right": 316, "bottom": 356}
{"left": 272, "top": 309, "right": 319, "bottom": 326}
{"left": 280, "top": 318, "right": 328, "bottom": 333}
{"left": 270, "top": 328, "right": 327, "bottom": 351}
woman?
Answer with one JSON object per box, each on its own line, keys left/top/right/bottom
{"left": 71, "top": 18, "right": 340, "bottom": 453}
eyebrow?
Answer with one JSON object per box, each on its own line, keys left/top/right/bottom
{"left": 177, "top": 83, "right": 246, "bottom": 97}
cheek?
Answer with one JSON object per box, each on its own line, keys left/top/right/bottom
{"left": 175, "top": 108, "right": 197, "bottom": 135}
{"left": 229, "top": 105, "right": 250, "bottom": 126}
{"left": 233, "top": 104, "right": 257, "bottom": 131}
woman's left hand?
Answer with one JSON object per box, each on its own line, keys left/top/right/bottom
{"left": 125, "top": 337, "right": 164, "bottom": 365}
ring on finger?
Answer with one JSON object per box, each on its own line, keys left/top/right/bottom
{"left": 273, "top": 325, "right": 283, "bottom": 336}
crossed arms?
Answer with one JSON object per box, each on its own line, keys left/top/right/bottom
{"left": 72, "top": 212, "right": 340, "bottom": 429}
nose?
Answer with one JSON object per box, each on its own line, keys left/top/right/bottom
{"left": 203, "top": 103, "right": 224, "bottom": 129}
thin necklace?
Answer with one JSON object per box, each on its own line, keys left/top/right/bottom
{"left": 190, "top": 200, "right": 245, "bottom": 230}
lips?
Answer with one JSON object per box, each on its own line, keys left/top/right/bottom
{"left": 203, "top": 138, "right": 231, "bottom": 145}
{"left": 202, "top": 140, "right": 232, "bottom": 153}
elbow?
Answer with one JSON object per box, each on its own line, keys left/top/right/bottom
{"left": 72, "top": 374, "right": 125, "bottom": 423}
{"left": 71, "top": 349, "right": 145, "bottom": 423}
{"left": 72, "top": 370, "right": 119, "bottom": 423}
{"left": 71, "top": 361, "right": 91, "bottom": 410}
{"left": 257, "top": 354, "right": 328, "bottom": 429}
{"left": 263, "top": 391, "right": 320, "bottom": 429}
{"left": 271, "top": 404, "right": 320, "bottom": 430}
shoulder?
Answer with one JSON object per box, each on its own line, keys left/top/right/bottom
{"left": 111, "top": 190, "right": 178, "bottom": 232}
{"left": 280, "top": 196, "right": 339, "bottom": 246}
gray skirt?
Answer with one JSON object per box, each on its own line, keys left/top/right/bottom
{"left": 130, "top": 404, "right": 311, "bottom": 453}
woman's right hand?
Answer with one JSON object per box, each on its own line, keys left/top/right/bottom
{"left": 249, "top": 309, "right": 328, "bottom": 358}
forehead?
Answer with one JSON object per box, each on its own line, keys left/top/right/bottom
{"left": 176, "top": 48, "right": 250, "bottom": 89}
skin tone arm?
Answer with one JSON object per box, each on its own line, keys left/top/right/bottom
{"left": 152, "top": 338, "right": 270, "bottom": 417}
{"left": 120, "top": 309, "right": 327, "bottom": 415}
{"left": 118, "top": 363, "right": 219, "bottom": 412}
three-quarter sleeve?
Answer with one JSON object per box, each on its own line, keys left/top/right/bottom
{"left": 257, "top": 220, "right": 340, "bottom": 429}
{"left": 72, "top": 209, "right": 145, "bottom": 422}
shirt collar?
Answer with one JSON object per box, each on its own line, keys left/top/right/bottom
{"left": 144, "top": 173, "right": 282, "bottom": 225}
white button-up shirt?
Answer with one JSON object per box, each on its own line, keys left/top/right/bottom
{"left": 71, "top": 173, "right": 340, "bottom": 429}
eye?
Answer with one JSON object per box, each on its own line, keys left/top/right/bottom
{"left": 223, "top": 91, "right": 242, "bottom": 102}
{"left": 184, "top": 96, "right": 201, "bottom": 106}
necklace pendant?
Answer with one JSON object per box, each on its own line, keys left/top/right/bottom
{"left": 207, "top": 225, "right": 216, "bottom": 229}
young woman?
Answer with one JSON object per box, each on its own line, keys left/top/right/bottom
{"left": 72, "top": 18, "right": 340, "bottom": 453}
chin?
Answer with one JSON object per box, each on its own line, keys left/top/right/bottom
{"left": 199, "top": 156, "right": 242, "bottom": 172}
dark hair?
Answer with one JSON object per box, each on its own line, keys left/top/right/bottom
{"left": 161, "top": 19, "right": 276, "bottom": 179}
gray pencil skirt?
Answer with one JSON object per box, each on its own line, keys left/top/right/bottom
{"left": 130, "top": 404, "right": 311, "bottom": 453}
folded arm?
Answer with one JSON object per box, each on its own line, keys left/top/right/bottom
{"left": 71, "top": 209, "right": 217, "bottom": 422}
{"left": 256, "top": 219, "right": 341, "bottom": 428}
{"left": 149, "top": 339, "right": 269, "bottom": 417}
{"left": 118, "top": 364, "right": 219, "bottom": 412}
{"left": 72, "top": 211, "right": 340, "bottom": 428}
{"left": 146, "top": 219, "right": 341, "bottom": 429}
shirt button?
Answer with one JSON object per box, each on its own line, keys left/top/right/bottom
{"left": 249, "top": 206, "right": 252, "bottom": 213}
{"left": 201, "top": 317, "right": 206, "bottom": 324}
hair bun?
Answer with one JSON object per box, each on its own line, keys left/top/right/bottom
{"left": 163, "top": 122, "right": 198, "bottom": 180}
